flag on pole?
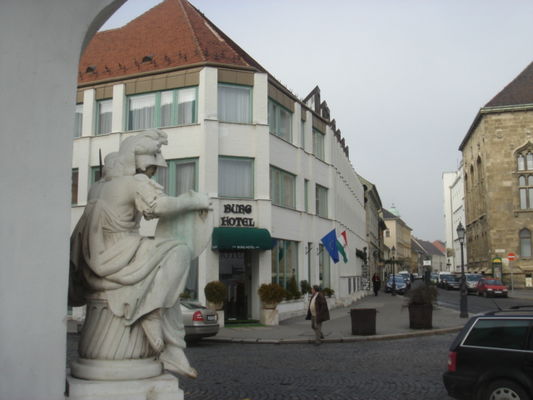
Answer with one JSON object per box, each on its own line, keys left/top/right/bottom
{"left": 321, "top": 229, "right": 339, "bottom": 263}
{"left": 336, "top": 230, "right": 348, "bottom": 263}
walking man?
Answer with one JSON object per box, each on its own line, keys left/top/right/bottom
{"left": 306, "top": 285, "right": 330, "bottom": 345}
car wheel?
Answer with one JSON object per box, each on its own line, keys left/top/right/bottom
{"left": 484, "top": 379, "right": 530, "bottom": 400}
{"left": 484, "top": 291, "right": 488, "bottom": 298}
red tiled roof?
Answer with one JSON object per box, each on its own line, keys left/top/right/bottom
{"left": 78, "top": 0, "right": 265, "bottom": 84}
{"left": 485, "top": 61, "right": 533, "bottom": 108}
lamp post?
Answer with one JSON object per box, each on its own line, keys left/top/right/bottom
{"left": 456, "top": 222, "right": 468, "bottom": 318}
{"left": 391, "top": 246, "right": 396, "bottom": 296}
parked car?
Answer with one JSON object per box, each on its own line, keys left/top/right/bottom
{"left": 384, "top": 275, "right": 408, "bottom": 294}
{"left": 444, "top": 275, "right": 461, "bottom": 290}
{"left": 180, "top": 300, "right": 219, "bottom": 341}
{"left": 443, "top": 306, "right": 533, "bottom": 400}
{"left": 476, "top": 278, "right": 509, "bottom": 298}
{"left": 430, "top": 272, "right": 440, "bottom": 285}
{"left": 465, "top": 273, "right": 483, "bottom": 294}
{"left": 438, "top": 273, "right": 455, "bottom": 288}
{"left": 398, "top": 271, "right": 412, "bottom": 288}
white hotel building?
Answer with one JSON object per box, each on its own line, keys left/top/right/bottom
{"left": 71, "top": 0, "right": 367, "bottom": 321}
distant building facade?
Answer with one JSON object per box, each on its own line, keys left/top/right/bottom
{"left": 359, "top": 175, "right": 385, "bottom": 279}
{"left": 459, "top": 61, "right": 533, "bottom": 287}
{"left": 71, "top": 0, "right": 368, "bottom": 321}
{"left": 442, "top": 164, "right": 467, "bottom": 273}
{"left": 383, "top": 207, "right": 412, "bottom": 273}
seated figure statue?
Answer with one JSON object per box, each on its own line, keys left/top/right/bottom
{"left": 69, "top": 129, "right": 210, "bottom": 380}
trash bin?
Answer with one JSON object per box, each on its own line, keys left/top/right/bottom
{"left": 350, "top": 308, "right": 376, "bottom": 335}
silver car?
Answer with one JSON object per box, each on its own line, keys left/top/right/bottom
{"left": 465, "top": 274, "right": 482, "bottom": 293}
{"left": 180, "top": 300, "right": 219, "bottom": 341}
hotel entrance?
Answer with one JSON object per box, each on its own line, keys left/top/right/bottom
{"left": 219, "top": 251, "right": 252, "bottom": 321}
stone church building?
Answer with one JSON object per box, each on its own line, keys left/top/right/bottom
{"left": 459, "top": 61, "right": 533, "bottom": 287}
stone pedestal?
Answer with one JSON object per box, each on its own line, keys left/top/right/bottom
{"left": 66, "top": 373, "right": 183, "bottom": 400}
{"left": 260, "top": 308, "right": 279, "bottom": 326}
{"left": 217, "top": 310, "right": 225, "bottom": 328}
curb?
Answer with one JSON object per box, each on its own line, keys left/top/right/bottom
{"left": 203, "top": 326, "right": 464, "bottom": 345}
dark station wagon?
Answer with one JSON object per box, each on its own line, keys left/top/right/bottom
{"left": 443, "top": 307, "right": 533, "bottom": 400}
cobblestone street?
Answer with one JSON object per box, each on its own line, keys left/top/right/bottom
{"left": 178, "top": 334, "right": 455, "bottom": 400}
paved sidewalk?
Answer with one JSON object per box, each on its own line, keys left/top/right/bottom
{"left": 205, "top": 289, "right": 533, "bottom": 345}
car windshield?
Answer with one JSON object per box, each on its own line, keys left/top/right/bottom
{"left": 389, "top": 276, "right": 405, "bottom": 283}
{"left": 446, "top": 275, "right": 459, "bottom": 282}
{"left": 485, "top": 279, "right": 503, "bottom": 285}
{"left": 466, "top": 275, "right": 482, "bottom": 281}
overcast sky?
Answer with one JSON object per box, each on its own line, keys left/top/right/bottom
{"left": 101, "top": 0, "right": 533, "bottom": 242}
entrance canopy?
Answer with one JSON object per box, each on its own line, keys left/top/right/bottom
{"left": 212, "top": 227, "right": 274, "bottom": 250}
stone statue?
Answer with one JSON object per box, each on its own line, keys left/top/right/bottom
{"left": 69, "top": 129, "right": 210, "bottom": 380}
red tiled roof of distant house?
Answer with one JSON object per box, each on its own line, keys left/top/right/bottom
{"left": 432, "top": 240, "right": 446, "bottom": 254}
{"left": 485, "top": 61, "right": 533, "bottom": 108}
{"left": 78, "top": 0, "right": 265, "bottom": 84}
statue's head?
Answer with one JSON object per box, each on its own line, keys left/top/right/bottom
{"left": 118, "top": 129, "right": 169, "bottom": 176}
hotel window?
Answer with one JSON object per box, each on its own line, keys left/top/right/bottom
{"left": 520, "top": 228, "right": 532, "bottom": 258}
{"left": 219, "top": 157, "right": 254, "bottom": 198}
{"left": 318, "top": 243, "right": 331, "bottom": 289}
{"left": 271, "top": 239, "right": 298, "bottom": 289}
{"left": 518, "top": 175, "right": 533, "bottom": 209}
{"left": 268, "top": 99, "right": 292, "bottom": 142}
{"left": 315, "top": 184, "right": 328, "bottom": 218}
{"left": 96, "top": 99, "right": 112, "bottom": 135}
{"left": 313, "top": 128, "right": 325, "bottom": 161}
{"left": 71, "top": 168, "right": 79, "bottom": 205}
{"left": 270, "top": 166, "right": 295, "bottom": 209}
{"left": 89, "top": 166, "right": 102, "bottom": 190}
{"left": 153, "top": 158, "right": 198, "bottom": 196}
{"left": 127, "top": 87, "right": 198, "bottom": 131}
{"left": 300, "top": 120, "right": 305, "bottom": 148}
{"left": 74, "top": 104, "right": 83, "bottom": 138}
{"left": 304, "top": 179, "right": 309, "bottom": 212}
{"left": 218, "top": 84, "right": 252, "bottom": 123}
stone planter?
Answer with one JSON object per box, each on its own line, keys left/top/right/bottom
{"left": 260, "top": 308, "right": 279, "bottom": 326}
{"left": 261, "top": 302, "right": 279, "bottom": 310}
{"left": 408, "top": 303, "right": 433, "bottom": 329}
{"left": 207, "top": 301, "right": 224, "bottom": 311}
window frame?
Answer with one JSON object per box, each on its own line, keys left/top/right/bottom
{"left": 126, "top": 87, "right": 198, "bottom": 131}
{"left": 74, "top": 104, "right": 83, "bottom": 138}
{"left": 218, "top": 83, "right": 252, "bottom": 124}
{"left": 315, "top": 184, "right": 328, "bottom": 218}
{"left": 520, "top": 228, "right": 532, "bottom": 258}
{"left": 313, "top": 128, "right": 325, "bottom": 161}
{"left": 71, "top": 168, "right": 79, "bottom": 205}
{"left": 271, "top": 239, "right": 299, "bottom": 290}
{"left": 218, "top": 156, "right": 254, "bottom": 199}
{"left": 270, "top": 166, "right": 296, "bottom": 209}
{"left": 268, "top": 98, "right": 293, "bottom": 142}
{"left": 96, "top": 99, "right": 112, "bottom": 135}
{"left": 153, "top": 157, "right": 198, "bottom": 197}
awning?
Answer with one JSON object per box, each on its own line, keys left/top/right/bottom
{"left": 212, "top": 227, "right": 274, "bottom": 250}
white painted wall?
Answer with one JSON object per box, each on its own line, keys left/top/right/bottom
{"left": 0, "top": 1, "right": 125, "bottom": 399}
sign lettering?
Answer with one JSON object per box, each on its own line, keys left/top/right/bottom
{"left": 221, "top": 203, "right": 255, "bottom": 227}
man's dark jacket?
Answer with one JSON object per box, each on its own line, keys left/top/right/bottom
{"left": 306, "top": 292, "right": 330, "bottom": 323}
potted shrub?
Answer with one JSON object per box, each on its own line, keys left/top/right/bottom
{"left": 322, "top": 287, "right": 335, "bottom": 298}
{"left": 258, "top": 283, "right": 286, "bottom": 309}
{"left": 204, "top": 281, "right": 226, "bottom": 310}
{"left": 300, "top": 280, "right": 312, "bottom": 295}
{"left": 404, "top": 281, "right": 437, "bottom": 329}
{"left": 285, "top": 276, "right": 301, "bottom": 300}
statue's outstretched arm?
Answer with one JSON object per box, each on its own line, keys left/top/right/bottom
{"left": 153, "top": 191, "right": 210, "bottom": 218}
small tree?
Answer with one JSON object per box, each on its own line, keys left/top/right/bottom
{"left": 258, "top": 283, "right": 286, "bottom": 308}
{"left": 204, "top": 281, "right": 227, "bottom": 306}
{"left": 300, "top": 280, "right": 312, "bottom": 295}
{"left": 285, "top": 275, "right": 301, "bottom": 300}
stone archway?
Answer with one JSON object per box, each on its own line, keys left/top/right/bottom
{"left": 0, "top": 2, "right": 125, "bottom": 399}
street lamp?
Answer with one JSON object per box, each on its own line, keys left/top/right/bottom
{"left": 456, "top": 222, "right": 468, "bottom": 318}
{"left": 391, "top": 246, "right": 396, "bottom": 296}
